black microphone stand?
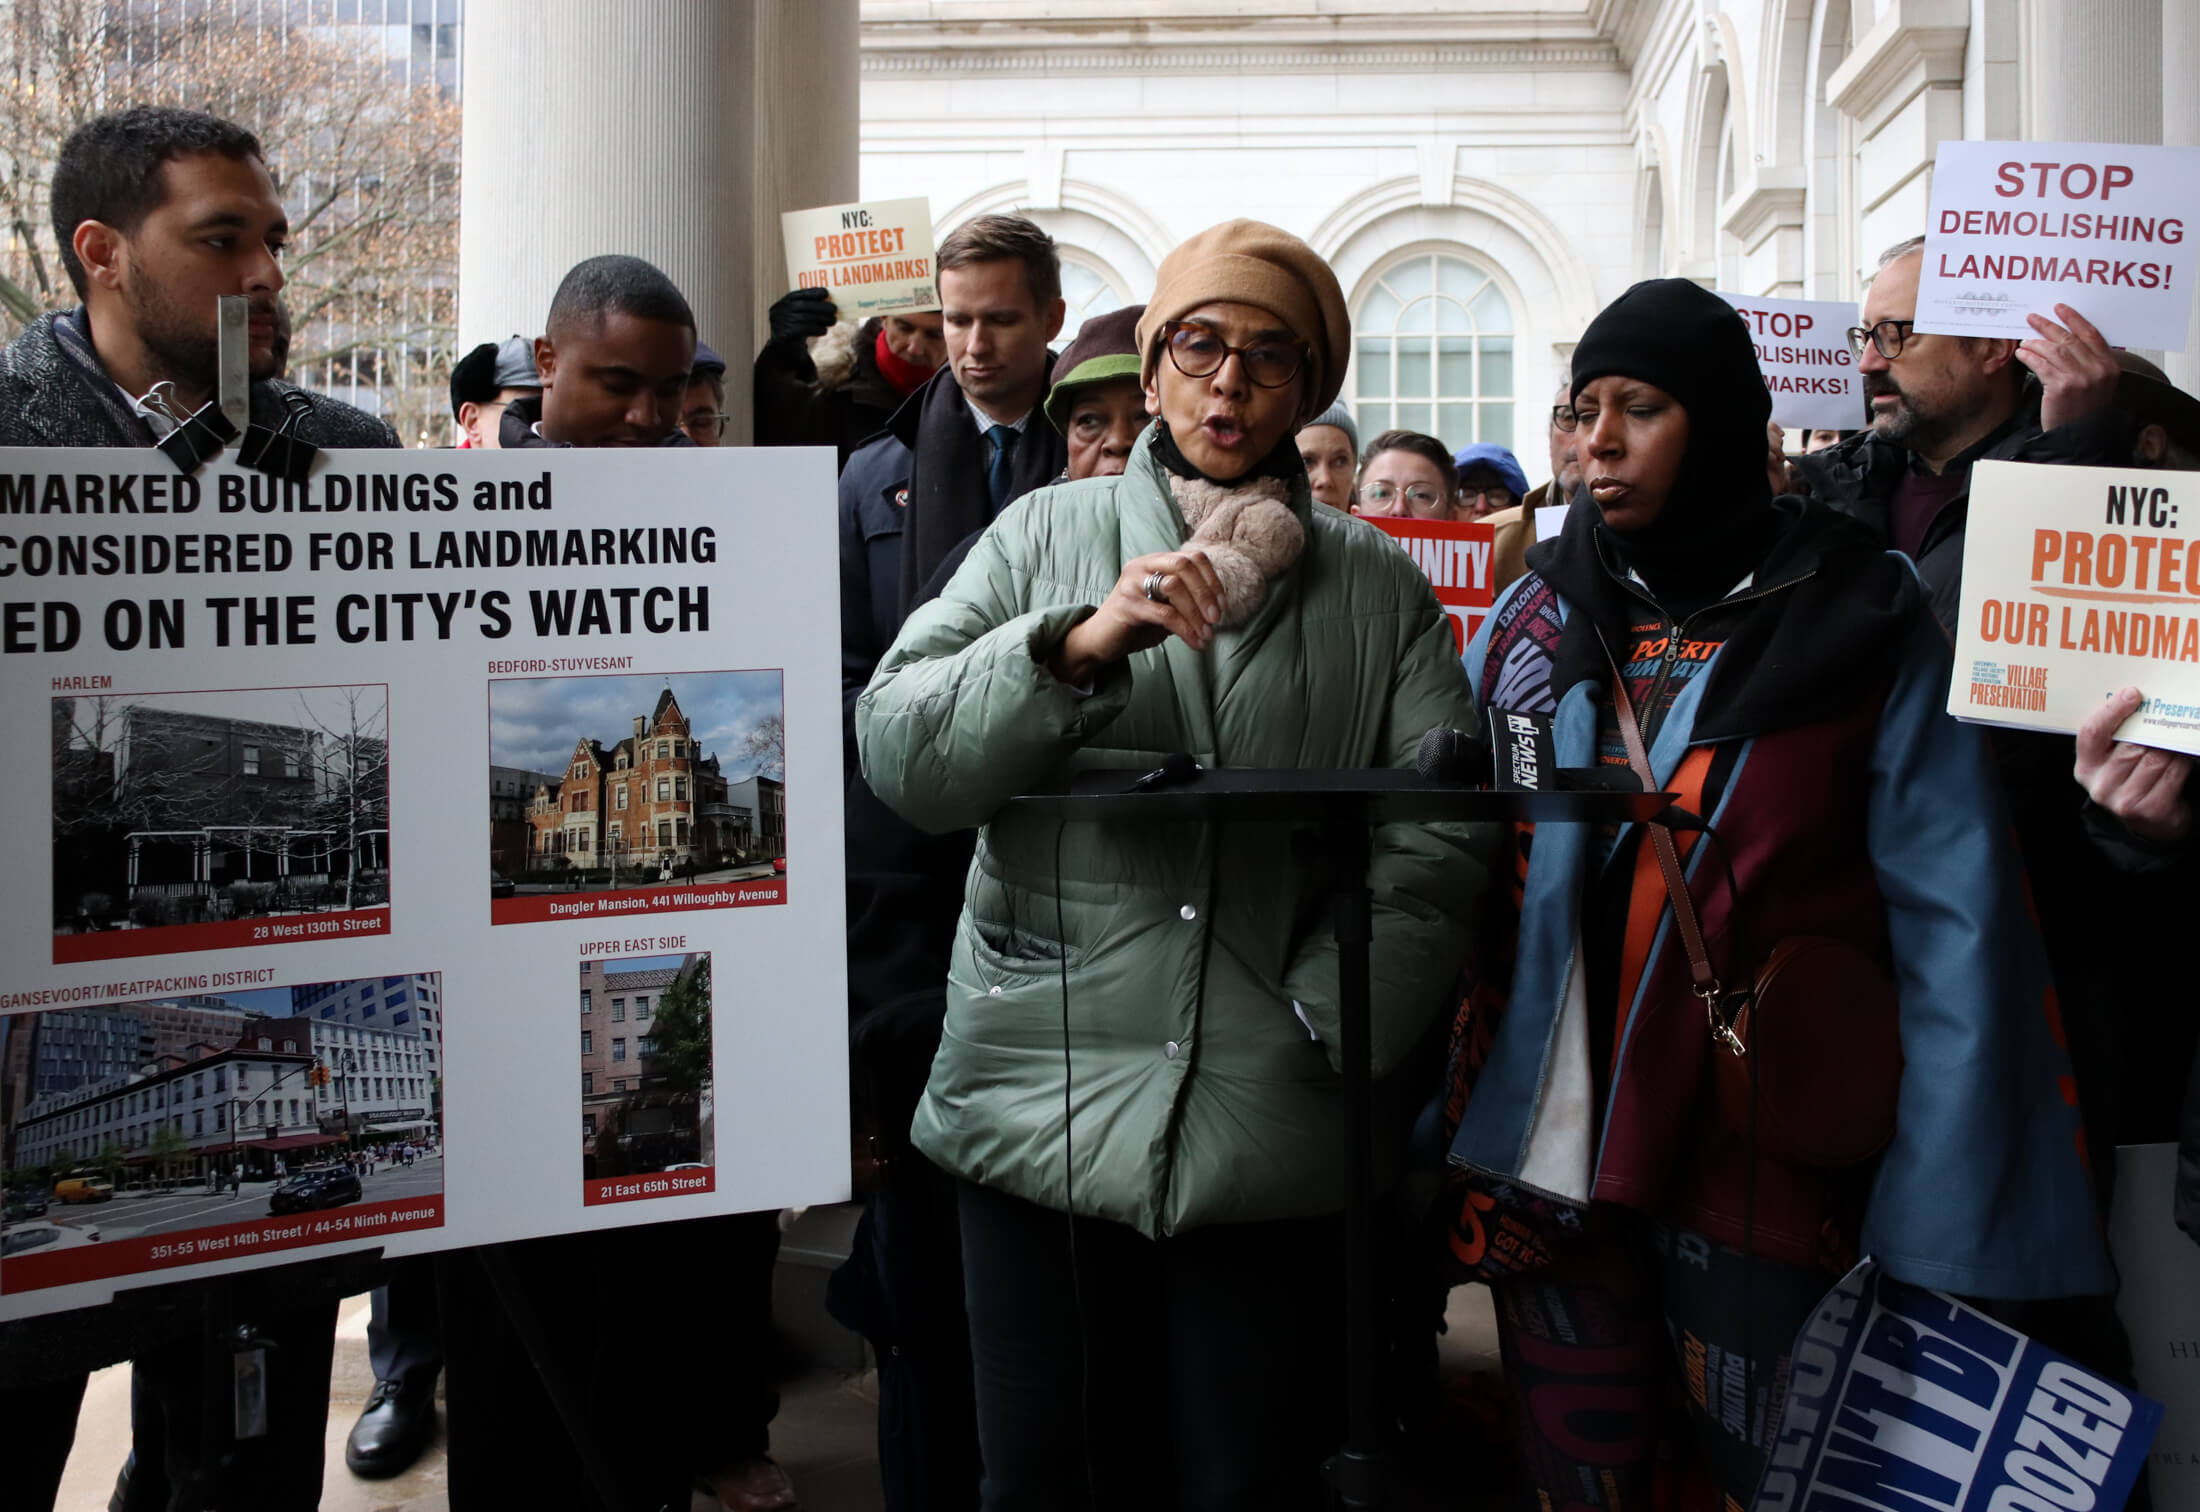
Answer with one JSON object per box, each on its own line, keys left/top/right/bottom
{"left": 1008, "top": 766, "right": 1671, "bottom": 1510}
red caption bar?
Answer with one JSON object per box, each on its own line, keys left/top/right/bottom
{"left": 55, "top": 909, "right": 392, "bottom": 964}
{"left": 1, "top": 1195, "right": 443, "bottom": 1294}
{"left": 584, "top": 1168, "right": 717, "bottom": 1207}
{"left": 494, "top": 880, "right": 785, "bottom": 927}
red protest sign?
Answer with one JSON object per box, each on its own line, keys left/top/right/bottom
{"left": 1370, "top": 517, "right": 1496, "bottom": 652}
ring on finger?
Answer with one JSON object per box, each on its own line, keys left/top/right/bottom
{"left": 1142, "top": 571, "right": 1168, "bottom": 602}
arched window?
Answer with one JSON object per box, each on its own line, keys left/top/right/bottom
{"left": 1353, "top": 253, "right": 1514, "bottom": 454}
{"left": 1055, "top": 255, "right": 1128, "bottom": 346}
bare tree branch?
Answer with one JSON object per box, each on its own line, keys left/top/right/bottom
{"left": 0, "top": 3, "right": 460, "bottom": 445}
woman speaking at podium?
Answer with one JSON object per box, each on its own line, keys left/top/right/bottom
{"left": 856, "top": 221, "right": 1492, "bottom": 1510}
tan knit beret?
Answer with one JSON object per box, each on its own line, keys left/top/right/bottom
{"left": 1136, "top": 220, "right": 1351, "bottom": 422}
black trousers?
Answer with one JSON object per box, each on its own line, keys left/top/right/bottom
{"left": 828, "top": 1144, "right": 982, "bottom": 1512}
{"left": 957, "top": 1178, "right": 1345, "bottom": 1512}
{"left": 3, "top": 1368, "right": 87, "bottom": 1511}
{"left": 441, "top": 1213, "right": 782, "bottom": 1512}
{"left": 125, "top": 1294, "right": 341, "bottom": 1512}
{"left": 365, "top": 1255, "right": 444, "bottom": 1394}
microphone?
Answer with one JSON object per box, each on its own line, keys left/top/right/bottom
{"left": 1416, "top": 725, "right": 1493, "bottom": 786}
{"left": 1127, "top": 752, "right": 1202, "bottom": 792}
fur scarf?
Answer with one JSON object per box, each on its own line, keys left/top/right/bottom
{"left": 1166, "top": 472, "right": 1306, "bottom": 627}
{"left": 808, "top": 320, "right": 861, "bottom": 391}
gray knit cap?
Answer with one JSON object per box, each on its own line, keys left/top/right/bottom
{"left": 1300, "top": 399, "right": 1359, "bottom": 456}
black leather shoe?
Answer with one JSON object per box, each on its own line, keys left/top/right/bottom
{"left": 344, "top": 1377, "right": 436, "bottom": 1479}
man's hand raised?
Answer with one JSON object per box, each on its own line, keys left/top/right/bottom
{"left": 765, "top": 287, "right": 838, "bottom": 351}
{"left": 2017, "top": 303, "right": 2121, "bottom": 432}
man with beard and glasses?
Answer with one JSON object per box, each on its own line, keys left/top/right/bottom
{"left": 1798, "top": 235, "right": 2153, "bottom": 1433}
{"left": 1796, "top": 234, "right": 2127, "bottom": 629}
{"left": 0, "top": 105, "right": 393, "bottom": 1512}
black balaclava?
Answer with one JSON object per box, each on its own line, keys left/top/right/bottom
{"left": 1570, "top": 278, "right": 1784, "bottom": 619}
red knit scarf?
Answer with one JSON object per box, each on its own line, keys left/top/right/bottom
{"left": 874, "top": 326, "right": 935, "bottom": 398}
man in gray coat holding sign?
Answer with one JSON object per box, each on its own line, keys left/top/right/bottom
{"left": 0, "top": 104, "right": 394, "bottom": 1512}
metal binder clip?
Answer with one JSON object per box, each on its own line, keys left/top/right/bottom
{"left": 238, "top": 390, "right": 321, "bottom": 484}
{"left": 145, "top": 380, "right": 238, "bottom": 475}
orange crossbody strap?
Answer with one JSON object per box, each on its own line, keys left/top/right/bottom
{"left": 1600, "top": 637, "right": 1721, "bottom": 1004}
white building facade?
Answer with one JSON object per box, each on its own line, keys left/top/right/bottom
{"left": 858, "top": 0, "right": 2196, "bottom": 485}
{"left": 13, "top": 1012, "right": 433, "bottom": 1174}
{"left": 293, "top": 972, "right": 447, "bottom": 1080}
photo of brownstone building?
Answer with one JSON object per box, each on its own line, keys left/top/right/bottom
{"left": 487, "top": 672, "right": 783, "bottom": 901}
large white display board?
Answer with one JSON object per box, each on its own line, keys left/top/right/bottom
{"left": 0, "top": 445, "right": 849, "bottom": 1318}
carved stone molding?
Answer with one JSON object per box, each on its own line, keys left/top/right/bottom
{"left": 1822, "top": 0, "right": 1969, "bottom": 137}
{"left": 861, "top": 42, "right": 1623, "bottom": 77}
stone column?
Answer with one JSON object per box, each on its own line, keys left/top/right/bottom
{"left": 457, "top": 0, "right": 757, "bottom": 418}
{"left": 2163, "top": 0, "right": 2200, "bottom": 390}
{"left": 2028, "top": 0, "right": 2162, "bottom": 146}
{"left": 750, "top": 0, "right": 862, "bottom": 349}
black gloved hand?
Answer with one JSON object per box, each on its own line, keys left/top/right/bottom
{"left": 767, "top": 286, "right": 838, "bottom": 348}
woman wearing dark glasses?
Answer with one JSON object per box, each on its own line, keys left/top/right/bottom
{"left": 857, "top": 221, "right": 1492, "bottom": 1509}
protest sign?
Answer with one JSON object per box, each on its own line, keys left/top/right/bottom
{"left": 1371, "top": 516, "right": 1496, "bottom": 651}
{"left": 1949, "top": 460, "right": 2200, "bottom": 755}
{"left": 2109, "top": 1143, "right": 2200, "bottom": 1506}
{"left": 1717, "top": 293, "right": 1863, "bottom": 430}
{"left": 0, "top": 446, "right": 850, "bottom": 1316}
{"left": 1753, "top": 1259, "right": 2160, "bottom": 1512}
{"left": 781, "top": 197, "right": 937, "bottom": 320}
{"left": 1916, "top": 141, "right": 2200, "bottom": 350}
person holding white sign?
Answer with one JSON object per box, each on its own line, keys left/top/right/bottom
{"left": 436, "top": 258, "right": 798, "bottom": 1512}
{"left": 859, "top": 219, "right": 1487, "bottom": 1510}
{"left": 753, "top": 283, "right": 944, "bottom": 464}
{"left": 1799, "top": 238, "right": 2169, "bottom": 1267}
{"left": 1796, "top": 236, "right": 2130, "bottom": 634}
{"left": 0, "top": 103, "right": 404, "bottom": 1512}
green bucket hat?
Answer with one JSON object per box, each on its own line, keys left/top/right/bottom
{"left": 1043, "top": 304, "right": 1146, "bottom": 433}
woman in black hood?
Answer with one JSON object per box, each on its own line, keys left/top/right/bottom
{"left": 1567, "top": 276, "right": 1790, "bottom": 618}
{"left": 1442, "top": 280, "right": 2113, "bottom": 1507}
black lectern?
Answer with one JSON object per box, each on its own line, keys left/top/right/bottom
{"left": 1008, "top": 767, "right": 1672, "bottom": 1511}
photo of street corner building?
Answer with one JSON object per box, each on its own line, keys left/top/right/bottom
{"left": 2, "top": 975, "right": 443, "bottom": 1263}
{"left": 487, "top": 672, "right": 784, "bottom": 900}
{"left": 579, "top": 953, "right": 712, "bottom": 1184}
{"left": 52, "top": 686, "right": 391, "bottom": 945}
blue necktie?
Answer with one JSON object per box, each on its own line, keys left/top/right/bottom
{"left": 986, "top": 424, "right": 1016, "bottom": 515}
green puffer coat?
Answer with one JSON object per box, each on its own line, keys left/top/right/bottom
{"left": 856, "top": 431, "right": 1492, "bottom": 1235}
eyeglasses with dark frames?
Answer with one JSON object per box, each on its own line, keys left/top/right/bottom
{"left": 1160, "top": 320, "right": 1308, "bottom": 390}
{"left": 1551, "top": 404, "right": 1580, "bottom": 433}
{"left": 682, "top": 411, "right": 731, "bottom": 439}
{"left": 1845, "top": 320, "right": 1918, "bottom": 361}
